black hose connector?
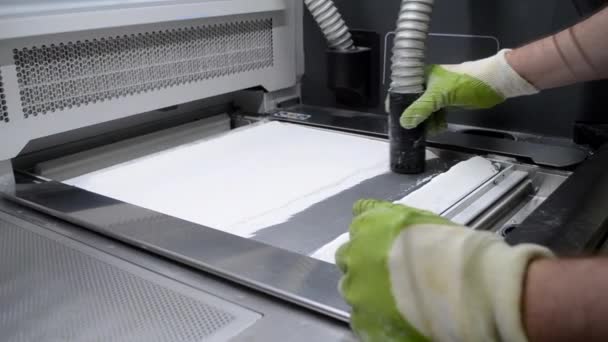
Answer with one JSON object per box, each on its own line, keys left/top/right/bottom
{"left": 327, "top": 47, "right": 372, "bottom": 107}
{"left": 389, "top": 92, "right": 427, "bottom": 174}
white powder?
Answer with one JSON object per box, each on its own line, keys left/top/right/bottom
{"left": 311, "top": 156, "right": 499, "bottom": 264}
{"left": 231, "top": 162, "right": 390, "bottom": 236}
{"left": 311, "top": 232, "right": 350, "bottom": 264}
{"left": 66, "top": 122, "right": 437, "bottom": 238}
{"left": 394, "top": 156, "right": 498, "bottom": 214}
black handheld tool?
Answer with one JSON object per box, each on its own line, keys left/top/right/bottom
{"left": 389, "top": 92, "right": 427, "bottom": 174}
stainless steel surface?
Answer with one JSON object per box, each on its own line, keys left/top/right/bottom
{"left": 3, "top": 177, "right": 352, "bottom": 322}
{"left": 483, "top": 162, "right": 571, "bottom": 234}
{"left": 0, "top": 199, "right": 354, "bottom": 341}
{"left": 471, "top": 179, "right": 534, "bottom": 231}
{"left": 0, "top": 159, "right": 14, "bottom": 194}
{"left": 36, "top": 115, "right": 231, "bottom": 181}
{"left": 437, "top": 158, "right": 569, "bottom": 233}
{"left": 428, "top": 131, "right": 588, "bottom": 168}
{"left": 2, "top": 143, "right": 571, "bottom": 325}
{"left": 0, "top": 210, "right": 260, "bottom": 342}
{"left": 443, "top": 167, "right": 529, "bottom": 225}
{"left": 0, "top": 115, "right": 573, "bottom": 325}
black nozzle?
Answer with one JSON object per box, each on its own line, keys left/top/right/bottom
{"left": 389, "top": 92, "right": 427, "bottom": 174}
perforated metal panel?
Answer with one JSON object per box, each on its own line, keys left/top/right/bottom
{"left": 0, "top": 216, "right": 260, "bottom": 342}
{"left": 0, "top": 71, "right": 7, "bottom": 123}
{"left": 13, "top": 19, "right": 274, "bottom": 118}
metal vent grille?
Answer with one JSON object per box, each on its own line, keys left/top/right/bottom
{"left": 0, "top": 218, "right": 260, "bottom": 342}
{"left": 13, "top": 19, "right": 274, "bottom": 118}
{"left": 0, "top": 71, "right": 7, "bottom": 123}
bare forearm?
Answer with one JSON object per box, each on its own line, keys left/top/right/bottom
{"left": 506, "top": 6, "right": 608, "bottom": 90}
{"left": 523, "top": 258, "right": 608, "bottom": 342}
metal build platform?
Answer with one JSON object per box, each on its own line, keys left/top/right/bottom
{"left": 0, "top": 200, "right": 355, "bottom": 341}
{"left": 1, "top": 122, "right": 571, "bottom": 324}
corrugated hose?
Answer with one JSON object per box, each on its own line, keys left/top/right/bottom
{"left": 304, "top": 0, "right": 355, "bottom": 50}
{"left": 390, "top": 0, "right": 434, "bottom": 94}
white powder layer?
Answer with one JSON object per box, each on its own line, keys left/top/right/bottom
{"left": 311, "top": 233, "right": 351, "bottom": 264}
{"left": 311, "top": 156, "right": 498, "bottom": 264}
{"left": 394, "top": 156, "right": 498, "bottom": 214}
{"left": 66, "top": 121, "right": 437, "bottom": 238}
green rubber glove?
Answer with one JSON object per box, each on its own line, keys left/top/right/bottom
{"left": 336, "top": 199, "right": 553, "bottom": 342}
{"left": 399, "top": 49, "right": 539, "bottom": 131}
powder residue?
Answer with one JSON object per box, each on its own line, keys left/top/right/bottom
{"left": 311, "top": 232, "right": 350, "bottom": 264}
{"left": 311, "top": 156, "right": 499, "bottom": 264}
{"left": 66, "top": 122, "right": 438, "bottom": 238}
{"left": 394, "top": 156, "right": 498, "bottom": 214}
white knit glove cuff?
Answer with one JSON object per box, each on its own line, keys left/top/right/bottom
{"left": 387, "top": 224, "right": 554, "bottom": 342}
{"left": 443, "top": 49, "right": 539, "bottom": 99}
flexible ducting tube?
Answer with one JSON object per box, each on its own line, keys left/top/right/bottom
{"left": 389, "top": 0, "right": 434, "bottom": 174}
{"left": 304, "top": 0, "right": 355, "bottom": 50}
{"left": 390, "top": 0, "right": 434, "bottom": 94}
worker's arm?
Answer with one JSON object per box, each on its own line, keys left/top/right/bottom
{"left": 336, "top": 200, "right": 554, "bottom": 342}
{"left": 524, "top": 258, "right": 608, "bottom": 342}
{"left": 336, "top": 200, "right": 608, "bottom": 342}
{"left": 337, "top": 201, "right": 608, "bottom": 341}
{"left": 400, "top": 6, "right": 608, "bottom": 130}
{"left": 508, "top": 6, "right": 608, "bottom": 90}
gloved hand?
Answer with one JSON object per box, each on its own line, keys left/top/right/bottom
{"left": 399, "top": 49, "right": 539, "bottom": 131}
{"left": 336, "top": 199, "right": 553, "bottom": 342}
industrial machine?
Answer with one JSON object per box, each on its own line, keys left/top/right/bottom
{"left": 1, "top": 0, "right": 608, "bottom": 341}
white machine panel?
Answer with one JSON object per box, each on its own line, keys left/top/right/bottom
{"left": 0, "top": 0, "right": 301, "bottom": 160}
{"left": 0, "top": 0, "right": 288, "bottom": 39}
